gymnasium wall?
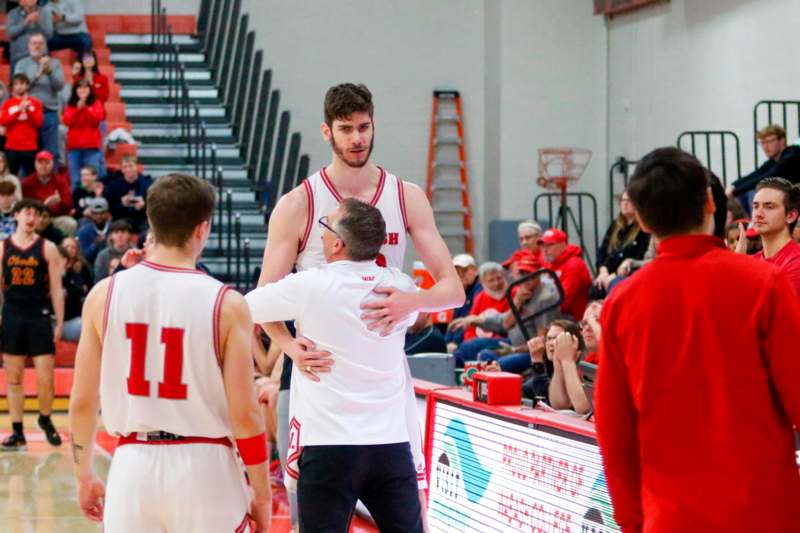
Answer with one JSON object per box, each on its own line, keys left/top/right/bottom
{"left": 607, "top": 0, "right": 800, "bottom": 180}
{"left": 237, "top": 0, "right": 607, "bottom": 261}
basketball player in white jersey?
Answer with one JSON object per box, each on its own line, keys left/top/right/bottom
{"left": 69, "top": 174, "right": 271, "bottom": 532}
{"left": 258, "top": 83, "right": 465, "bottom": 529}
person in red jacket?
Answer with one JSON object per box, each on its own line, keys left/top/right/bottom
{"left": 77, "top": 50, "right": 109, "bottom": 104}
{"left": 596, "top": 147, "right": 800, "bottom": 532}
{"left": 21, "top": 150, "right": 75, "bottom": 235}
{"left": 63, "top": 78, "right": 105, "bottom": 188}
{"left": 539, "top": 228, "right": 592, "bottom": 320}
{"left": 0, "top": 73, "right": 44, "bottom": 177}
{"left": 735, "top": 177, "right": 800, "bottom": 298}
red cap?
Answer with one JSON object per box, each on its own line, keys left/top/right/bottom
{"left": 502, "top": 249, "right": 535, "bottom": 269}
{"left": 517, "top": 255, "right": 543, "bottom": 273}
{"left": 35, "top": 150, "right": 53, "bottom": 161}
{"left": 538, "top": 228, "right": 568, "bottom": 245}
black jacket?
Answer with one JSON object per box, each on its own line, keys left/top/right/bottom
{"left": 732, "top": 145, "right": 800, "bottom": 195}
{"left": 596, "top": 222, "right": 650, "bottom": 274}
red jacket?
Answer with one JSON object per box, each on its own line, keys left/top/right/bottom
{"left": 22, "top": 172, "right": 74, "bottom": 217}
{"left": 545, "top": 244, "right": 591, "bottom": 320}
{"left": 0, "top": 96, "right": 44, "bottom": 151}
{"left": 757, "top": 239, "right": 800, "bottom": 299}
{"left": 463, "top": 290, "right": 509, "bottom": 340}
{"left": 63, "top": 101, "right": 105, "bottom": 150}
{"left": 75, "top": 72, "right": 110, "bottom": 103}
{"left": 596, "top": 235, "right": 800, "bottom": 532}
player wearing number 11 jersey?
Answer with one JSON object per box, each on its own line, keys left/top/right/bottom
{"left": 69, "top": 173, "right": 271, "bottom": 532}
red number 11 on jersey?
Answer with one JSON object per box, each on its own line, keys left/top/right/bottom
{"left": 126, "top": 323, "right": 188, "bottom": 400}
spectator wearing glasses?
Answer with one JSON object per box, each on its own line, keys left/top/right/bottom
{"left": 596, "top": 147, "right": 800, "bottom": 532}
{"left": 730, "top": 125, "right": 800, "bottom": 214}
{"left": 735, "top": 177, "right": 800, "bottom": 298}
{"left": 591, "top": 190, "right": 650, "bottom": 298}
{"left": 14, "top": 31, "right": 64, "bottom": 160}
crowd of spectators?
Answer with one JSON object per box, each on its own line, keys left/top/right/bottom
{"left": 0, "top": 5, "right": 149, "bottom": 347}
{"left": 428, "top": 134, "right": 800, "bottom": 416}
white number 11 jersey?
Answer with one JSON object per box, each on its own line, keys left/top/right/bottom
{"left": 100, "top": 261, "right": 233, "bottom": 439}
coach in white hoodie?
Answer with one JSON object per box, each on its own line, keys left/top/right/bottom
{"left": 245, "top": 198, "right": 423, "bottom": 533}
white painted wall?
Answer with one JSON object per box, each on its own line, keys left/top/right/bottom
{"left": 607, "top": 0, "right": 800, "bottom": 182}
{"left": 496, "top": 0, "right": 607, "bottom": 238}
{"left": 236, "top": 0, "right": 606, "bottom": 260}
{"left": 83, "top": 0, "right": 200, "bottom": 15}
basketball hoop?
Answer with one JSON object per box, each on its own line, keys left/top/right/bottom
{"left": 537, "top": 148, "right": 592, "bottom": 193}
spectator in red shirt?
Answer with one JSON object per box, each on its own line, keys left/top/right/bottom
{"left": 734, "top": 177, "right": 800, "bottom": 299}
{"left": 539, "top": 228, "right": 592, "bottom": 320}
{"left": 446, "top": 261, "right": 509, "bottom": 344}
{"left": 63, "top": 78, "right": 104, "bottom": 189}
{"left": 502, "top": 220, "right": 543, "bottom": 278}
{"left": 77, "top": 51, "right": 109, "bottom": 104}
{"left": 21, "top": 150, "right": 75, "bottom": 235}
{"left": 0, "top": 74, "right": 44, "bottom": 177}
{"left": 596, "top": 147, "right": 800, "bottom": 532}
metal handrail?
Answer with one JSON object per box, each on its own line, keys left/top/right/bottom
{"left": 243, "top": 239, "right": 251, "bottom": 292}
{"left": 234, "top": 214, "right": 242, "bottom": 288}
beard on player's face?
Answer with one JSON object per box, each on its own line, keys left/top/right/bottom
{"left": 330, "top": 130, "right": 374, "bottom": 169}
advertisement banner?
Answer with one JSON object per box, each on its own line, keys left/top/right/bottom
{"left": 428, "top": 401, "right": 620, "bottom": 533}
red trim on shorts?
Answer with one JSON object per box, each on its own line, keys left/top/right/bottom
{"left": 141, "top": 261, "right": 205, "bottom": 274}
{"left": 102, "top": 274, "right": 116, "bottom": 339}
{"left": 117, "top": 434, "right": 232, "bottom": 447}
{"left": 234, "top": 513, "right": 251, "bottom": 533}
{"left": 213, "top": 285, "right": 231, "bottom": 365}
{"left": 297, "top": 179, "right": 314, "bottom": 254}
{"left": 319, "top": 167, "right": 343, "bottom": 202}
{"left": 397, "top": 177, "right": 410, "bottom": 232}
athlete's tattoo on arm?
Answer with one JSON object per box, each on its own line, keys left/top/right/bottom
{"left": 71, "top": 436, "right": 84, "bottom": 465}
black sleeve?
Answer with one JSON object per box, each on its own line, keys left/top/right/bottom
{"left": 769, "top": 146, "right": 800, "bottom": 184}
{"left": 623, "top": 231, "right": 651, "bottom": 261}
{"left": 596, "top": 223, "right": 614, "bottom": 271}
{"left": 732, "top": 160, "right": 775, "bottom": 195}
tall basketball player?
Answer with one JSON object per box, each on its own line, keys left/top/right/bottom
{"left": 69, "top": 174, "right": 271, "bottom": 532}
{"left": 258, "top": 83, "right": 465, "bottom": 529}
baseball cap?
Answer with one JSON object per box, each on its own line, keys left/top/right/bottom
{"left": 502, "top": 249, "right": 536, "bottom": 269}
{"left": 538, "top": 228, "right": 568, "bottom": 245}
{"left": 453, "top": 253, "right": 476, "bottom": 268}
{"left": 87, "top": 197, "right": 109, "bottom": 213}
{"left": 35, "top": 150, "right": 53, "bottom": 161}
{"left": 517, "top": 255, "right": 543, "bottom": 273}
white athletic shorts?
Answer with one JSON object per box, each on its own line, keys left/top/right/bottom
{"left": 104, "top": 442, "right": 251, "bottom": 532}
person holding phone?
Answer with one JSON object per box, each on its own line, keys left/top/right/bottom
{"left": 104, "top": 155, "right": 151, "bottom": 233}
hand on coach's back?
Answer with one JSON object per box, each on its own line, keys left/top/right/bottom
{"left": 360, "top": 286, "right": 418, "bottom": 336}
{"left": 286, "top": 336, "right": 332, "bottom": 383}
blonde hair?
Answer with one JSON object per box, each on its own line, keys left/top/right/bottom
{"left": 757, "top": 124, "right": 786, "bottom": 141}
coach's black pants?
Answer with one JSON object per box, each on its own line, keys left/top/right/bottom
{"left": 297, "top": 442, "right": 423, "bottom": 533}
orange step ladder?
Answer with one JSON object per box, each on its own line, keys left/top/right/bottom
{"left": 425, "top": 90, "right": 474, "bottom": 255}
